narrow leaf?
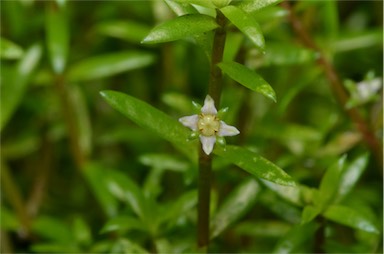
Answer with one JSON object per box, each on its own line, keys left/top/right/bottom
{"left": 215, "top": 145, "right": 295, "bottom": 186}
{"left": 316, "top": 155, "right": 347, "bottom": 209}
{"left": 68, "top": 51, "right": 155, "bottom": 82}
{"left": 45, "top": 1, "right": 69, "bottom": 74}
{"left": 172, "top": 0, "right": 216, "bottom": 9}
{"left": 273, "top": 223, "right": 318, "bottom": 254}
{"left": 301, "top": 205, "right": 321, "bottom": 224}
{"left": 100, "top": 90, "right": 196, "bottom": 159}
{"left": 335, "top": 153, "right": 369, "bottom": 202}
{"left": 221, "top": 5, "right": 265, "bottom": 51}
{"left": 218, "top": 61, "right": 276, "bottom": 102}
{"left": 100, "top": 216, "right": 146, "bottom": 234}
{"left": 0, "top": 44, "right": 42, "bottom": 131}
{"left": 237, "top": 0, "right": 283, "bottom": 13}
{"left": 210, "top": 179, "right": 260, "bottom": 239}
{"left": 0, "top": 37, "right": 23, "bottom": 59}
{"left": 96, "top": 20, "right": 151, "bottom": 43}
{"left": 324, "top": 205, "right": 379, "bottom": 234}
{"left": 142, "top": 14, "right": 218, "bottom": 44}
{"left": 164, "top": 0, "right": 199, "bottom": 16}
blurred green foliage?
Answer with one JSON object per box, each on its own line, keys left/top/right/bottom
{"left": 0, "top": 0, "right": 382, "bottom": 253}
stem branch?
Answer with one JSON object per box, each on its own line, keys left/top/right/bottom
{"left": 282, "top": 1, "right": 383, "bottom": 167}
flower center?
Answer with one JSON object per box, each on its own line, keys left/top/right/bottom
{"left": 198, "top": 114, "right": 220, "bottom": 136}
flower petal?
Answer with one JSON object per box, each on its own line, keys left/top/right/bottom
{"left": 218, "top": 121, "right": 240, "bottom": 137}
{"left": 200, "top": 135, "right": 216, "bottom": 155}
{"left": 201, "top": 95, "right": 217, "bottom": 115}
{"left": 179, "top": 115, "right": 198, "bottom": 131}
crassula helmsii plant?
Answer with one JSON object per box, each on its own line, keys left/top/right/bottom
{"left": 102, "top": 0, "right": 295, "bottom": 250}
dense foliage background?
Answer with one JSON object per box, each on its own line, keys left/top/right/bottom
{"left": 1, "top": 0, "right": 383, "bottom": 253}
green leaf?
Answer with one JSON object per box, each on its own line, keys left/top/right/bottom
{"left": 218, "top": 61, "right": 276, "bottom": 102}
{"left": 215, "top": 145, "right": 295, "bottom": 186}
{"left": 99, "top": 90, "right": 196, "bottom": 159}
{"left": 221, "top": 5, "right": 265, "bottom": 51}
{"left": 0, "top": 37, "right": 23, "bottom": 59}
{"left": 164, "top": 0, "right": 199, "bottom": 16}
{"left": 83, "top": 163, "right": 119, "bottom": 217}
{"left": 45, "top": 1, "right": 69, "bottom": 74}
{"left": 235, "top": 220, "right": 291, "bottom": 238}
{"left": 100, "top": 216, "right": 147, "bottom": 234}
{"left": 96, "top": 20, "right": 151, "bottom": 43}
{"left": 316, "top": 155, "right": 347, "bottom": 210}
{"left": 262, "top": 43, "right": 317, "bottom": 66}
{"left": 172, "top": 0, "right": 216, "bottom": 9}
{"left": 237, "top": 0, "right": 283, "bottom": 13}
{"left": 105, "top": 170, "right": 150, "bottom": 222}
{"left": 0, "top": 44, "right": 42, "bottom": 131}
{"left": 210, "top": 179, "right": 260, "bottom": 239}
{"left": 273, "top": 223, "right": 318, "bottom": 254}
{"left": 68, "top": 51, "right": 156, "bottom": 82}
{"left": 32, "top": 216, "right": 73, "bottom": 243}
{"left": 72, "top": 216, "right": 92, "bottom": 246}
{"left": 142, "top": 14, "right": 218, "bottom": 44}
{"left": 301, "top": 205, "right": 321, "bottom": 224}
{"left": 335, "top": 153, "right": 369, "bottom": 203}
{"left": 139, "top": 154, "right": 189, "bottom": 171}
{"left": 324, "top": 205, "right": 380, "bottom": 234}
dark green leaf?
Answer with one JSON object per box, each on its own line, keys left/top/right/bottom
{"left": 142, "top": 14, "right": 218, "bottom": 44}
{"left": 100, "top": 90, "right": 196, "bottom": 159}
{"left": 0, "top": 44, "right": 42, "bottom": 131}
{"left": 237, "top": 0, "right": 283, "bottom": 13}
{"left": 324, "top": 205, "right": 380, "bottom": 234}
{"left": 0, "top": 37, "right": 23, "bottom": 59}
{"left": 235, "top": 220, "right": 291, "bottom": 238}
{"left": 45, "top": 1, "right": 69, "bottom": 74}
{"left": 211, "top": 179, "right": 260, "bottom": 239}
{"left": 68, "top": 51, "right": 156, "bottom": 82}
{"left": 221, "top": 5, "right": 265, "bottom": 51}
{"left": 32, "top": 216, "right": 73, "bottom": 243}
{"left": 215, "top": 145, "right": 295, "bottom": 186}
{"left": 218, "top": 61, "right": 276, "bottom": 102}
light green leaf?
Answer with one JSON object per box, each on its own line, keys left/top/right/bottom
{"left": 237, "top": 0, "right": 283, "bottom": 13}
{"left": 273, "top": 223, "right": 318, "bottom": 254}
{"left": 99, "top": 90, "right": 196, "bottom": 159}
{"left": 0, "top": 37, "right": 23, "bottom": 59}
{"left": 142, "top": 14, "right": 218, "bottom": 44}
{"left": 210, "top": 179, "right": 260, "bottom": 239}
{"left": 172, "top": 0, "right": 216, "bottom": 9}
{"left": 215, "top": 145, "right": 294, "bottom": 186}
{"left": 139, "top": 154, "right": 189, "bottom": 171}
{"left": 164, "top": 0, "right": 199, "bottom": 16}
{"left": 221, "top": 5, "right": 265, "bottom": 51}
{"left": 218, "top": 61, "right": 276, "bottom": 102}
{"left": 96, "top": 20, "right": 151, "bottom": 43}
{"left": 335, "top": 153, "right": 369, "bottom": 203}
{"left": 0, "top": 44, "right": 42, "bottom": 131}
{"left": 100, "top": 216, "right": 147, "bottom": 234}
{"left": 330, "top": 30, "right": 383, "bottom": 52}
{"left": 45, "top": 1, "right": 69, "bottom": 74}
{"left": 262, "top": 43, "right": 317, "bottom": 66}
{"left": 316, "top": 155, "right": 347, "bottom": 210}
{"left": 324, "top": 205, "right": 379, "bottom": 234}
{"left": 68, "top": 51, "right": 155, "bottom": 82}
{"left": 235, "top": 220, "right": 291, "bottom": 238}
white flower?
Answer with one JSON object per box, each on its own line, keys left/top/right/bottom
{"left": 179, "top": 95, "right": 240, "bottom": 155}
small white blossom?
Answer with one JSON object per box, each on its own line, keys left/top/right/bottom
{"left": 179, "top": 95, "right": 240, "bottom": 155}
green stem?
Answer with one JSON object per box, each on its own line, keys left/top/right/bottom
{"left": 197, "top": 8, "right": 227, "bottom": 251}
